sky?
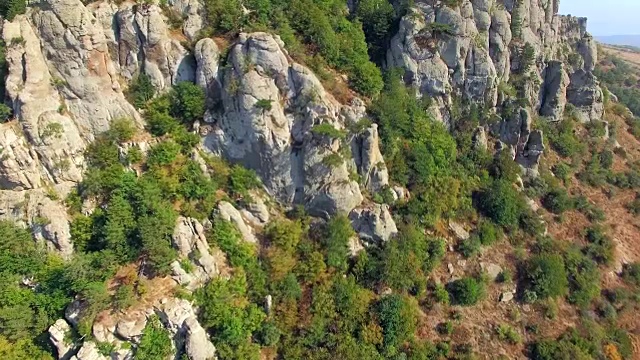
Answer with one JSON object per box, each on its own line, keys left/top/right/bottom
{"left": 559, "top": 0, "right": 640, "bottom": 36}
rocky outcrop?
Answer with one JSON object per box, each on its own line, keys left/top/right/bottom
{"left": 387, "top": 0, "right": 604, "bottom": 125}
{"left": 70, "top": 342, "right": 108, "bottom": 360}
{"left": 352, "top": 124, "right": 390, "bottom": 192}
{"left": 566, "top": 69, "right": 605, "bottom": 122}
{"left": 184, "top": 316, "right": 218, "bottom": 360}
{"left": 539, "top": 61, "right": 570, "bottom": 121}
{"left": 111, "top": 4, "right": 196, "bottom": 91}
{"left": 349, "top": 204, "right": 398, "bottom": 245}
{"left": 492, "top": 105, "right": 544, "bottom": 177}
{"left": 0, "top": 189, "right": 73, "bottom": 258}
{"left": 70, "top": 298, "right": 216, "bottom": 360}
{"left": 194, "top": 38, "right": 221, "bottom": 107}
{"left": 168, "top": 0, "right": 204, "bottom": 41}
{"left": 156, "top": 298, "right": 217, "bottom": 360}
{"left": 203, "top": 32, "right": 369, "bottom": 217}
{"left": 216, "top": 201, "right": 258, "bottom": 243}
{"left": 115, "top": 310, "right": 148, "bottom": 341}
{"left": 171, "top": 216, "right": 224, "bottom": 290}
{"left": 49, "top": 319, "right": 75, "bottom": 360}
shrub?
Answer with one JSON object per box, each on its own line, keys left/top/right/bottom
{"left": 476, "top": 220, "right": 501, "bottom": 245}
{"left": 496, "top": 324, "right": 521, "bottom": 344}
{"left": 255, "top": 99, "right": 273, "bottom": 112}
{"left": 228, "top": 165, "right": 261, "bottom": 198}
{"left": 146, "top": 140, "right": 181, "bottom": 167}
{"left": 382, "top": 225, "right": 445, "bottom": 293}
{"left": 627, "top": 193, "right": 640, "bottom": 215}
{"left": 565, "top": 249, "right": 600, "bottom": 308}
{"left": 524, "top": 254, "right": 568, "bottom": 300}
{"left": 553, "top": 163, "right": 572, "bottom": 184}
{"left": 599, "top": 150, "right": 614, "bottom": 170}
{"left": 375, "top": 294, "right": 418, "bottom": 352}
{"left": 0, "top": 0, "right": 27, "bottom": 21}
{"left": 0, "top": 104, "right": 12, "bottom": 123}
{"left": 584, "top": 226, "right": 615, "bottom": 265}
{"left": 170, "top": 81, "right": 206, "bottom": 123}
{"left": 478, "top": 179, "right": 525, "bottom": 229}
{"left": 203, "top": 0, "right": 245, "bottom": 34}
{"left": 621, "top": 262, "right": 640, "bottom": 287}
{"left": 437, "top": 321, "right": 454, "bottom": 336}
{"left": 106, "top": 118, "right": 137, "bottom": 143}
{"left": 542, "top": 187, "right": 573, "bottom": 214}
{"left": 349, "top": 60, "right": 384, "bottom": 97}
{"left": 127, "top": 73, "right": 156, "bottom": 108}
{"left": 457, "top": 235, "right": 481, "bottom": 258}
{"left": 113, "top": 284, "right": 136, "bottom": 310}
{"left": 356, "top": 0, "right": 395, "bottom": 63}
{"left": 311, "top": 123, "right": 346, "bottom": 139}
{"left": 135, "top": 316, "right": 173, "bottom": 360}
{"left": 196, "top": 272, "right": 265, "bottom": 352}
{"left": 446, "top": 277, "right": 484, "bottom": 306}
{"left": 323, "top": 215, "right": 354, "bottom": 273}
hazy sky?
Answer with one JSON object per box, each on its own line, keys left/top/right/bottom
{"left": 559, "top": 0, "right": 640, "bottom": 36}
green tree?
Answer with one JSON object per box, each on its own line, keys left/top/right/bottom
{"left": 525, "top": 254, "right": 569, "bottom": 300}
{"left": 135, "top": 316, "right": 173, "bottom": 360}
{"left": 447, "top": 277, "right": 485, "bottom": 306}
{"left": 376, "top": 294, "right": 418, "bottom": 355}
{"left": 127, "top": 73, "right": 156, "bottom": 108}
{"left": 323, "top": 215, "right": 354, "bottom": 273}
{"left": 0, "top": 104, "right": 12, "bottom": 123}
{"left": 357, "top": 0, "right": 395, "bottom": 63}
{"left": 479, "top": 179, "right": 525, "bottom": 229}
{"left": 382, "top": 225, "right": 445, "bottom": 293}
{"left": 170, "top": 81, "right": 206, "bottom": 124}
{"left": 196, "top": 272, "right": 265, "bottom": 350}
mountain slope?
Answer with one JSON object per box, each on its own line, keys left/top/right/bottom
{"left": 0, "top": 0, "right": 639, "bottom": 359}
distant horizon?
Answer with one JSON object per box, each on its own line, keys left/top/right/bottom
{"left": 560, "top": 0, "right": 640, "bottom": 36}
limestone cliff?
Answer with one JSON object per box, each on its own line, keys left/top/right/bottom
{"left": 0, "top": 0, "right": 611, "bottom": 358}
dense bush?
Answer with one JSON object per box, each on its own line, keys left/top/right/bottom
{"left": 381, "top": 225, "right": 445, "bottom": 293}
{"left": 447, "top": 277, "right": 485, "bottom": 306}
{"left": 523, "top": 254, "right": 568, "bottom": 301}
{"left": 127, "top": 73, "right": 156, "bottom": 109}
{"left": 564, "top": 248, "right": 600, "bottom": 308}
{"left": 584, "top": 226, "right": 615, "bottom": 265}
{"left": 478, "top": 179, "right": 526, "bottom": 229}
{"left": 375, "top": 294, "right": 418, "bottom": 354}
{"left": 371, "top": 72, "right": 472, "bottom": 225}
{"left": 202, "top": 0, "right": 385, "bottom": 96}
{"left": 0, "top": 0, "right": 26, "bottom": 21}
{"left": 135, "top": 316, "right": 173, "bottom": 360}
{"left": 196, "top": 272, "right": 265, "bottom": 359}
{"left": 542, "top": 187, "right": 573, "bottom": 214}
{"left": 621, "top": 262, "right": 640, "bottom": 287}
{"left": 170, "top": 81, "right": 206, "bottom": 124}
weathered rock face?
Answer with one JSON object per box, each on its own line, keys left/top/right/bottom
{"left": 0, "top": 189, "right": 73, "bottom": 258}
{"left": 387, "top": 0, "right": 604, "bottom": 126}
{"left": 64, "top": 297, "right": 217, "bottom": 360}
{"left": 203, "top": 32, "right": 374, "bottom": 217}
{"left": 351, "top": 124, "right": 390, "bottom": 192}
{"left": 216, "top": 201, "right": 258, "bottom": 243}
{"left": 49, "top": 319, "right": 75, "bottom": 360}
{"left": 349, "top": 204, "right": 398, "bottom": 245}
{"left": 539, "top": 60, "right": 570, "bottom": 122}
{"left": 70, "top": 341, "right": 109, "bottom": 360}
{"left": 171, "top": 216, "right": 224, "bottom": 290}
{"left": 110, "top": 3, "right": 196, "bottom": 91}
{"left": 156, "top": 298, "right": 217, "bottom": 360}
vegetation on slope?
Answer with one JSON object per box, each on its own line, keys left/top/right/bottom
{"left": 2, "top": 1, "right": 640, "bottom": 359}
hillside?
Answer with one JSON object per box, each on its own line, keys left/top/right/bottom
{"left": 0, "top": 0, "right": 639, "bottom": 360}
